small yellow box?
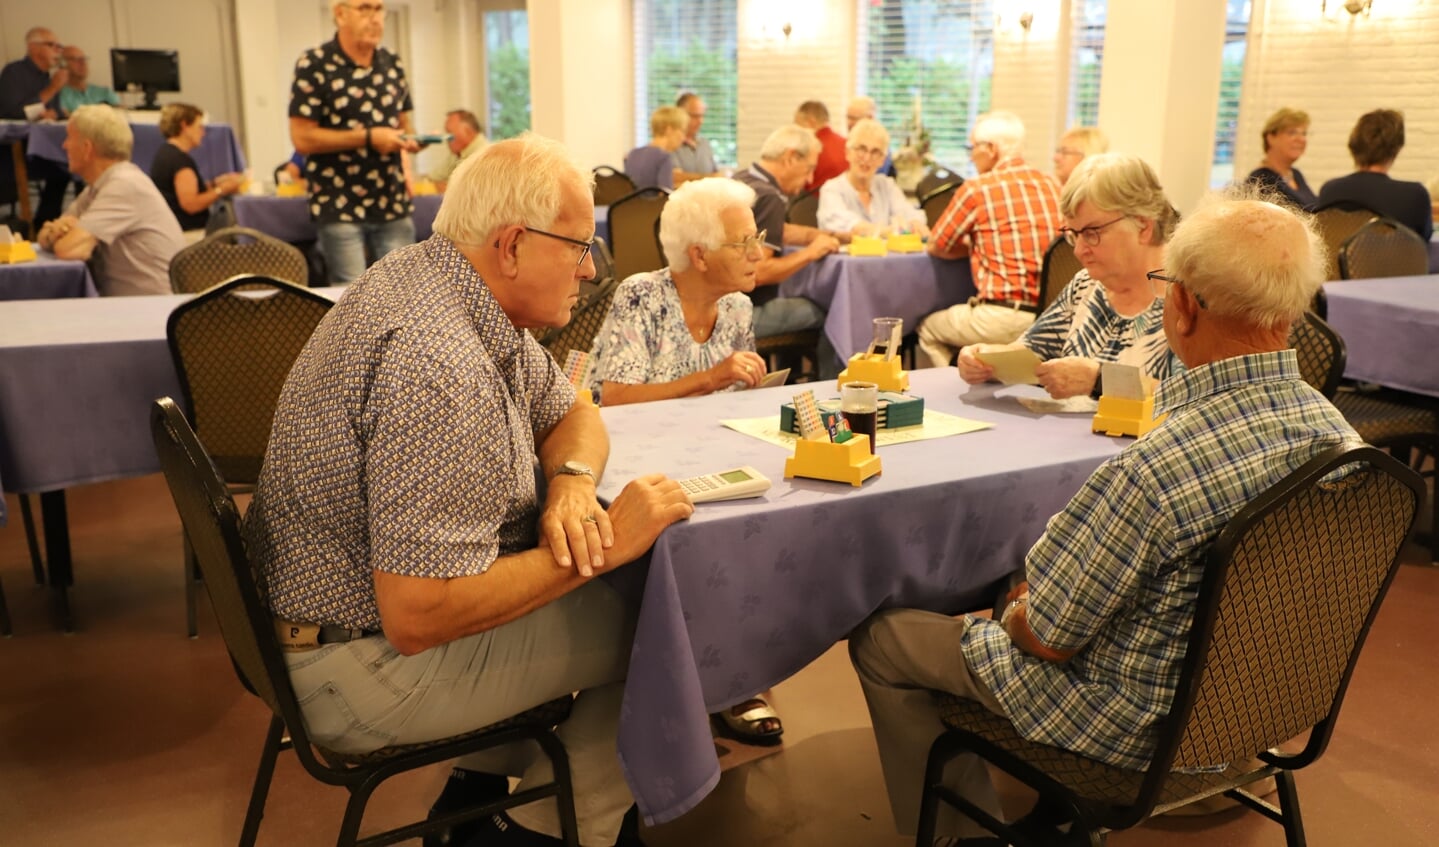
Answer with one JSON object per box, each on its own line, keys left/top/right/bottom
{"left": 838, "top": 353, "right": 909, "bottom": 393}
{"left": 275, "top": 182, "right": 307, "bottom": 198}
{"left": 784, "top": 434, "right": 882, "bottom": 487}
{"left": 0, "top": 240, "right": 38, "bottom": 264}
{"left": 849, "top": 235, "right": 888, "bottom": 257}
{"left": 886, "top": 232, "right": 924, "bottom": 253}
{"left": 412, "top": 179, "right": 440, "bottom": 196}
{"left": 1092, "top": 394, "right": 1166, "bottom": 438}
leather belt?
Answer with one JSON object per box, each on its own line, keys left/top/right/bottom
{"left": 275, "top": 617, "right": 379, "bottom": 652}
{"left": 969, "top": 296, "right": 1039, "bottom": 315}
{"left": 319, "top": 625, "right": 380, "bottom": 644}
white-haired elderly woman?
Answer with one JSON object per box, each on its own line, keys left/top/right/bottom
{"left": 958, "top": 153, "right": 1179, "bottom": 399}
{"left": 589, "top": 177, "right": 770, "bottom": 406}
{"left": 817, "top": 119, "right": 928, "bottom": 238}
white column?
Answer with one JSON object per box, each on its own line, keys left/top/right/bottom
{"left": 528, "top": 0, "right": 634, "bottom": 169}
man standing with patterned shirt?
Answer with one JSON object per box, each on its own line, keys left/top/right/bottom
{"left": 243, "top": 135, "right": 694, "bottom": 847}
{"left": 917, "top": 111, "right": 1063, "bottom": 368}
{"left": 849, "top": 193, "right": 1361, "bottom": 843}
{"left": 290, "top": 0, "right": 421, "bottom": 283}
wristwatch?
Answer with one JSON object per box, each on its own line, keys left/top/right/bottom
{"left": 553, "top": 460, "right": 596, "bottom": 484}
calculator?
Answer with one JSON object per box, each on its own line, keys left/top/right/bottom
{"left": 677, "top": 466, "right": 772, "bottom": 503}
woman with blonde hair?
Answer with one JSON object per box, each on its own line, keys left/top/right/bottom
{"left": 151, "top": 102, "right": 245, "bottom": 232}
{"left": 1247, "top": 107, "right": 1317, "bottom": 209}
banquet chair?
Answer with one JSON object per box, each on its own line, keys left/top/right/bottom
{"left": 1040, "top": 237, "right": 1083, "bottom": 313}
{"left": 1338, "top": 216, "right": 1429, "bottom": 280}
{"left": 787, "top": 190, "right": 820, "bottom": 228}
{"left": 608, "top": 187, "right": 669, "bottom": 283}
{"left": 1312, "top": 204, "right": 1378, "bottom": 282}
{"left": 756, "top": 330, "right": 821, "bottom": 383}
{"left": 169, "top": 226, "right": 309, "bottom": 294}
{"left": 532, "top": 238, "right": 620, "bottom": 366}
{"left": 916, "top": 166, "right": 961, "bottom": 201}
{"left": 916, "top": 444, "right": 1423, "bottom": 847}
{"left": 149, "top": 398, "right": 579, "bottom": 847}
{"left": 919, "top": 182, "right": 961, "bottom": 229}
{"left": 593, "top": 165, "right": 636, "bottom": 207}
{"left": 166, "top": 275, "right": 334, "bottom": 637}
{"left": 1288, "top": 311, "right": 1438, "bottom": 561}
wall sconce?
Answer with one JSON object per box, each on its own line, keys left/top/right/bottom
{"left": 1322, "top": 0, "right": 1372, "bottom": 16}
{"left": 995, "top": 7, "right": 1035, "bottom": 33}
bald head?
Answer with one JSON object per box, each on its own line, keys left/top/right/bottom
{"left": 845, "top": 97, "right": 876, "bottom": 131}
{"left": 1165, "top": 195, "right": 1325, "bottom": 330}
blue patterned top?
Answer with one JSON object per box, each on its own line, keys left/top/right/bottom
{"left": 588, "top": 268, "right": 754, "bottom": 397}
{"left": 961, "top": 350, "right": 1362, "bottom": 770}
{"left": 244, "top": 236, "right": 575, "bottom": 629}
{"left": 1021, "top": 269, "right": 1176, "bottom": 383}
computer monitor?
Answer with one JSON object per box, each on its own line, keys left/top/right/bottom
{"left": 110, "top": 49, "right": 181, "bottom": 110}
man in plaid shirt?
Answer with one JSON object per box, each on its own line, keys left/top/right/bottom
{"left": 917, "top": 111, "right": 1063, "bottom": 368}
{"left": 850, "top": 193, "right": 1361, "bottom": 842}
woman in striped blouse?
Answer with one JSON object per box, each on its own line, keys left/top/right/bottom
{"left": 957, "top": 152, "right": 1178, "bottom": 399}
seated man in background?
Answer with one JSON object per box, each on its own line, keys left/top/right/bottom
{"left": 243, "top": 134, "right": 694, "bottom": 847}
{"left": 56, "top": 45, "right": 120, "bottom": 116}
{"left": 624, "top": 105, "right": 689, "bottom": 192}
{"left": 793, "top": 100, "right": 848, "bottom": 193}
{"left": 734, "top": 124, "right": 843, "bottom": 377}
{"left": 917, "top": 111, "right": 1063, "bottom": 368}
{"left": 36, "top": 104, "right": 184, "bottom": 296}
{"left": 672, "top": 92, "right": 720, "bottom": 185}
{"left": 428, "top": 108, "right": 487, "bottom": 190}
{"left": 0, "top": 27, "right": 70, "bottom": 227}
{"left": 850, "top": 191, "right": 1361, "bottom": 843}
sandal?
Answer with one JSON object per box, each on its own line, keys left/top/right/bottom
{"left": 713, "top": 697, "right": 784, "bottom": 746}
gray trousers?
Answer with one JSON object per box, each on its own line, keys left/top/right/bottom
{"left": 849, "top": 608, "right": 1006, "bottom": 839}
{"left": 285, "top": 580, "right": 634, "bottom": 847}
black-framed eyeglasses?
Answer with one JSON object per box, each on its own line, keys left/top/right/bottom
{"left": 1060, "top": 216, "right": 1128, "bottom": 247}
{"left": 717, "top": 229, "right": 767, "bottom": 256}
{"left": 525, "top": 227, "right": 593, "bottom": 267}
{"left": 1146, "top": 270, "right": 1208, "bottom": 309}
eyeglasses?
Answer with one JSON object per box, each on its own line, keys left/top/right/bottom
{"left": 1146, "top": 270, "right": 1208, "bottom": 309}
{"left": 964, "top": 141, "right": 994, "bottom": 153}
{"left": 1060, "top": 216, "right": 1128, "bottom": 247}
{"left": 717, "top": 229, "right": 767, "bottom": 256}
{"left": 342, "top": 2, "right": 386, "bottom": 16}
{"left": 848, "top": 144, "right": 885, "bottom": 159}
{"left": 525, "top": 227, "right": 594, "bottom": 267}
{"left": 31, "top": 40, "right": 62, "bottom": 49}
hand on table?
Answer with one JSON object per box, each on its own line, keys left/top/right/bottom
{"left": 1035, "top": 357, "right": 1101, "bottom": 399}
{"left": 711, "top": 351, "right": 767, "bottom": 390}
{"left": 806, "top": 233, "right": 841, "bottom": 259}
{"left": 541, "top": 473, "right": 610, "bottom": 577}
{"left": 603, "top": 474, "right": 694, "bottom": 567}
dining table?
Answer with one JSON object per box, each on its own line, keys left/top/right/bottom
{"left": 0, "top": 250, "right": 98, "bottom": 300}
{"left": 25, "top": 120, "right": 246, "bottom": 179}
{"left": 594, "top": 367, "right": 1126, "bottom": 824}
{"left": 231, "top": 193, "right": 444, "bottom": 244}
{"left": 1322, "top": 275, "right": 1439, "bottom": 397}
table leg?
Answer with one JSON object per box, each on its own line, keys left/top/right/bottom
{"left": 9, "top": 141, "right": 34, "bottom": 239}
{"left": 39, "top": 490, "right": 73, "bottom": 631}
{"left": 19, "top": 494, "right": 46, "bottom": 584}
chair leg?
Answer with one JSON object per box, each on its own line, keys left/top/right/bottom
{"left": 184, "top": 532, "right": 200, "bottom": 638}
{"left": 19, "top": 493, "right": 45, "bottom": 584}
{"left": 533, "top": 730, "right": 580, "bottom": 847}
{"left": 0, "top": 577, "right": 11, "bottom": 637}
{"left": 239, "top": 716, "right": 287, "bottom": 847}
{"left": 1274, "top": 770, "right": 1306, "bottom": 847}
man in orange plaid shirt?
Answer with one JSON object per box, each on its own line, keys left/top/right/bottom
{"left": 918, "top": 111, "right": 1063, "bottom": 368}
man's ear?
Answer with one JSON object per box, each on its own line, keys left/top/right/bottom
{"left": 492, "top": 225, "right": 523, "bottom": 276}
{"left": 1172, "top": 283, "right": 1201, "bottom": 336}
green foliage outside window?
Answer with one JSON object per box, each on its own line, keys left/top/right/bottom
{"left": 488, "top": 42, "right": 531, "bottom": 140}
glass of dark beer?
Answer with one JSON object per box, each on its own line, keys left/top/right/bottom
{"left": 841, "top": 381, "right": 879, "bottom": 449}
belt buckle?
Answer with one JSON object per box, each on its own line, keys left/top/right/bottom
{"left": 274, "top": 617, "right": 321, "bottom": 652}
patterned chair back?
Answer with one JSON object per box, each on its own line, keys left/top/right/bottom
{"left": 1040, "top": 236, "right": 1084, "bottom": 313}
{"left": 169, "top": 226, "right": 309, "bottom": 294}
{"left": 608, "top": 187, "right": 669, "bottom": 283}
{"left": 1338, "top": 216, "right": 1429, "bottom": 280}
{"left": 1287, "top": 311, "right": 1346, "bottom": 400}
{"left": 593, "top": 166, "right": 637, "bottom": 208}
{"left": 920, "top": 182, "right": 961, "bottom": 229}
{"left": 1312, "top": 205, "right": 1378, "bottom": 280}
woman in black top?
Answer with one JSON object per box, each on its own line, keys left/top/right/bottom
{"left": 151, "top": 102, "right": 244, "bottom": 232}
{"left": 1318, "top": 108, "right": 1433, "bottom": 241}
{"left": 1246, "top": 107, "right": 1317, "bottom": 210}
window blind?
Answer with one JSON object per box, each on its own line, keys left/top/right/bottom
{"left": 1067, "top": 0, "right": 1106, "bottom": 129}
{"left": 632, "top": 0, "right": 739, "bottom": 167}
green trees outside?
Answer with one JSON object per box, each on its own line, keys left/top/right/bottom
{"left": 645, "top": 41, "right": 737, "bottom": 166}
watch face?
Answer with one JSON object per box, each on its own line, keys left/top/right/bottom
{"left": 561, "top": 461, "right": 593, "bottom": 476}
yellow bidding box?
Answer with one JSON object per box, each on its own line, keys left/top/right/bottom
{"left": 784, "top": 434, "right": 882, "bottom": 487}
{"left": 838, "top": 353, "right": 909, "bottom": 393}
{"left": 0, "top": 241, "right": 38, "bottom": 264}
{"left": 275, "top": 182, "right": 307, "bottom": 198}
{"left": 886, "top": 232, "right": 925, "bottom": 253}
{"left": 412, "top": 180, "right": 440, "bottom": 196}
{"left": 849, "top": 235, "right": 888, "bottom": 257}
{"left": 1092, "top": 394, "right": 1166, "bottom": 438}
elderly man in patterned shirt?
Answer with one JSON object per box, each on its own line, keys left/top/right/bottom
{"left": 243, "top": 134, "right": 694, "bottom": 847}
{"left": 849, "top": 192, "right": 1362, "bottom": 843}
{"left": 289, "top": 0, "right": 423, "bottom": 284}
{"left": 917, "top": 111, "right": 1064, "bottom": 368}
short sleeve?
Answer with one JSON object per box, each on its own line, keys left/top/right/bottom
{"left": 592, "top": 278, "right": 663, "bottom": 387}
{"left": 76, "top": 177, "right": 143, "bottom": 245}
{"left": 1020, "top": 272, "right": 1083, "bottom": 360}
{"left": 288, "top": 51, "right": 323, "bottom": 120}
{"left": 519, "top": 334, "right": 577, "bottom": 439}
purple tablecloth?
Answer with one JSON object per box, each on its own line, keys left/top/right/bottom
{"left": 27, "top": 121, "right": 246, "bottom": 180}
{"left": 1428, "top": 234, "right": 1438, "bottom": 273}
{"left": 596, "top": 368, "right": 1126, "bottom": 824}
{"left": 780, "top": 251, "right": 975, "bottom": 366}
{"left": 231, "top": 193, "right": 442, "bottom": 244}
{"left": 1322, "top": 275, "right": 1439, "bottom": 397}
{"left": 0, "top": 251, "right": 98, "bottom": 300}
{"left": 0, "top": 289, "right": 344, "bottom": 494}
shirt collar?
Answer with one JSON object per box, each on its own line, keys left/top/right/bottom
{"left": 991, "top": 157, "right": 1028, "bottom": 173}
{"left": 423, "top": 235, "right": 525, "bottom": 369}
{"left": 748, "top": 162, "right": 781, "bottom": 190}
{"left": 1155, "top": 349, "right": 1300, "bottom": 416}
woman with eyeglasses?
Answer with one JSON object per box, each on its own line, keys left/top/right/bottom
{"left": 957, "top": 153, "right": 1178, "bottom": 399}
{"left": 590, "top": 177, "right": 770, "bottom": 407}
{"left": 817, "top": 119, "right": 929, "bottom": 238}
{"left": 1246, "top": 107, "right": 1317, "bottom": 210}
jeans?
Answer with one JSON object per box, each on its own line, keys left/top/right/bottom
{"left": 318, "top": 216, "right": 416, "bottom": 284}
{"left": 753, "top": 295, "right": 839, "bottom": 379}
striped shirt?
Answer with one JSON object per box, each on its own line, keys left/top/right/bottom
{"left": 961, "top": 350, "right": 1361, "bottom": 770}
{"left": 931, "top": 160, "right": 1063, "bottom": 306}
{"left": 1020, "top": 269, "right": 1176, "bottom": 383}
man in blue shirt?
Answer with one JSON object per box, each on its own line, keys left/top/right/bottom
{"left": 850, "top": 193, "right": 1362, "bottom": 841}
{"left": 0, "top": 27, "right": 72, "bottom": 227}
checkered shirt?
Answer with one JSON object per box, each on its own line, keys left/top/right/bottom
{"left": 961, "top": 350, "right": 1361, "bottom": 770}
{"left": 243, "top": 236, "right": 576, "bottom": 630}
{"left": 1020, "top": 269, "right": 1176, "bottom": 383}
{"left": 930, "top": 160, "right": 1062, "bottom": 306}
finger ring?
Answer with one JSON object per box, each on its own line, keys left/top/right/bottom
{"left": 583, "top": 514, "right": 598, "bottom": 523}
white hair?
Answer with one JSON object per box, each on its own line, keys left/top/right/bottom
{"left": 433, "top": 133, "right": 594, "bottom": 244}
{"left": 1164, "top": 188, "right": 1326, "bottom": 328}
{"left": 847, "top": 119, "right": 890, "bottom": 153}
{"left": 847, "top": 96, "right": 876, "bottom": 118}
{"left": 759, "top": 124, "right": 819, "bottom": 161}
{"left": 1061, "top": 153, "right": 1178, "bottom": 245}
{"left": 660, "top": 178, "right": 757, "bottom": 273}
{"left": 972, "top": 111, "right": 1026, "bottom": 160}
{"left": 70, "top": 104, "right": 133, "bottom": 161}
